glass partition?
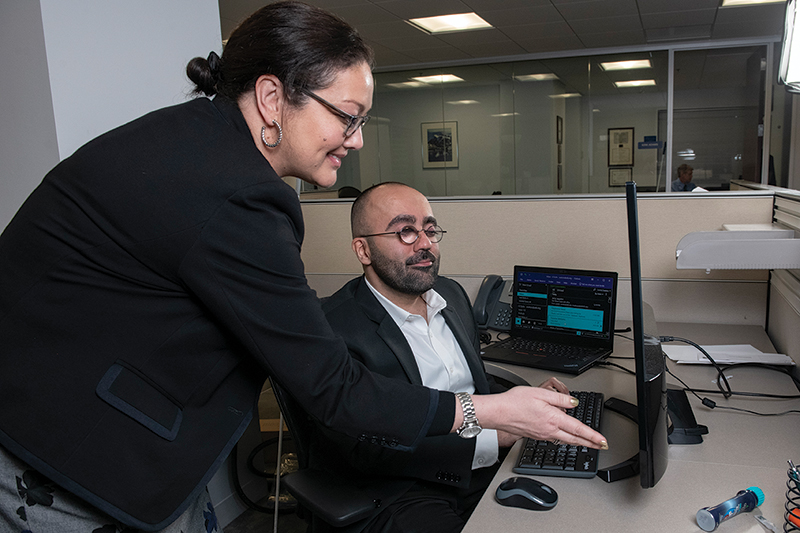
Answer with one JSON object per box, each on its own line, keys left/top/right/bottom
{"left": 303, "top": 42, "right": 784, "bottom": 197}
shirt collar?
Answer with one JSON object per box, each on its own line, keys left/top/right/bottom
{"left": 364, "top": 278, "right": 447, "bottom": 327}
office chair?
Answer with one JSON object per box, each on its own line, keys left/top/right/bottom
{"left": 269, "top": 365, "right": 528, "bottom": 531}
{"left": 269, "top": 377, "right": 397, "bottom": 532}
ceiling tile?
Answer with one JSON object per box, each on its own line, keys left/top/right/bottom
{"left": 454, "top": 40, "right": 530, "bottom": 59}
{"left": 477, "top": 5, "right": 566, "bottom": 27}
{"left": 636, "top": 0, "right": 721, "bottom": 15}
{"left": 640, "top": 9, "right": 717, "bottom": 30}
{"left": 327, "top": 3, "right": 398, "bottom": 25}
{"left": 568, "top": 15, "right": 643, "bottom": 34}
{"left": 501, "top": 21, "right": 577, "bottom": 41}
{"left": 554, "top": 0, "right": 640, "bottom": 21}
{"left": 516, "top": 35, "right": 587, "bottom": 54}
{"left": 376, "top": 0, "right": 475, "bottom": 19}
{"left": 578, "top": 29, "right": 646, "bottom": 48}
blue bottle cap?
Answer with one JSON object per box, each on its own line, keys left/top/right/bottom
{"left": 747, "top": 486, "right": 765, "bottom": 507}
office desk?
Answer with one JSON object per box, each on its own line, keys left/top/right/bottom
{"left": 466, "top": 322, "right": 799, "bottom": 533}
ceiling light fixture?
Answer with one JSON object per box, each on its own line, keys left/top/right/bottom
{"left": 408, "top": 12, "right": 493, "bottom": 34}
{"left": 549, "top": 93, "right": 582, "bottom": 99}
{"left": 721, "top": 0, "right": 784, "bottom": 6}
{"left": 385, "top": 81, "right": 428, "bottom": 89}
{"left": 411, "top": 74, "right": 465, "bottom": 84}
{"left": 600, "top": 59, "right": 652, "bottom": 71}
{"left": 446, "top": 100, "right": 480, "bottom": 105}
{"left": 614, "top": 79, "right": 657, "bottom": 88}
{"left": 515, "top": 73, "right": 559, "bottom": 81}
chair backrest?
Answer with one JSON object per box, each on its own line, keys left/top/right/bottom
{"left": 269, "top": 377, "right": 313, "bottom": 469}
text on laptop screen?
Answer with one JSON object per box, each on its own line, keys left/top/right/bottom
{"left": 514, "top": 270, "right": 615, "bottom": 341}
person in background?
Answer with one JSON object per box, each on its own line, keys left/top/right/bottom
{"left": 315, "top": 182, "right": 583, "bottom": 533}
{"left": 0, "top": 3, "right": 606, "bottom": 532}
{"left": 671, "top": 163, "right": 697, "bottom": 191}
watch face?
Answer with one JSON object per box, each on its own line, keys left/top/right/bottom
{"left": 459, "top": 425, "right": 482, "bottom": 439}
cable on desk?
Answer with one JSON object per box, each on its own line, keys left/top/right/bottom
{"left": 660, "top": 336, "right": 733, "bottom": 399}
{"left": 666, "top": 360, "right": 800, "bottom": 417}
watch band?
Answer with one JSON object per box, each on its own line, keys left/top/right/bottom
{"left": 455, "top": 392, "right": 482, "bottom": 439}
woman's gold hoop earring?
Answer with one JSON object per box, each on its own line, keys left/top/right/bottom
{"left": 261, "top": 119, "right": 282, "bottom": 148}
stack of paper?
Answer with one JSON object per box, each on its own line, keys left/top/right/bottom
{"left": 662, "top": 344, "right": 794, "bottom": 366}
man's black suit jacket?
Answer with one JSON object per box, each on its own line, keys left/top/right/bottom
{"left": 0, "top": 97, "right": 452, "bottom": 530}
{"left": 317, "top": 276, "right": 506, "bottom": 516}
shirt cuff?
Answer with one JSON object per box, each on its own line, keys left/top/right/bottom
{"left": 472, "top": 429, "right": 499, "bottom": 469}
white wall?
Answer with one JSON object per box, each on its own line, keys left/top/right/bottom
{"left": 0, "top": 0, "right": 222, "bottom": 230}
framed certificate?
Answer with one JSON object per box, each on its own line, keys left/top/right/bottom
{"left": 609, "top": 167, "right": 632, "bottom": 187}
{"left": 608, "top": 127, "right": 634, "bottom": 166}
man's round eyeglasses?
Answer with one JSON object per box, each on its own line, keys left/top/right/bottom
{"left": 359, "top": 225, "right": 446, "bottom": 244}
{"left": 301, "top": 88, "right": 371, "bottom": 137}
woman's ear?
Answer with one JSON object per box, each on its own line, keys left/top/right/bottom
{"left": 352, "top": 238, "right": 372, "bottom": 266}
{"left": 253, "top": 74, "right": 283, "bottom": 124}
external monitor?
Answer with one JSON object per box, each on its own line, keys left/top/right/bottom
{"left": 598, "top": 181, "right": 669, "bottom": 488}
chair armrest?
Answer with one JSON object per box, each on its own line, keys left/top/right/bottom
{"left": 281, "top": 469, "right": 379, "bottom": 527}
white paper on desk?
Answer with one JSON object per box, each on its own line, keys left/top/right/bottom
{"left": 663, "top": 344, "right": 794, "bottom": 365}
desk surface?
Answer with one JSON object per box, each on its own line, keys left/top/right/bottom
{"left": 465, "top": 322, "right": 799, "bottom": 533}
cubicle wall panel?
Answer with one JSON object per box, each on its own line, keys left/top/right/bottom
{"left": 768, "top": 270, "right": 800, "bottom": 362}
{"left": 300, "top": 194, "right": 772, "bottom": 325}
{"left": 301, "top": 194, "right": 773, "bottom": 280}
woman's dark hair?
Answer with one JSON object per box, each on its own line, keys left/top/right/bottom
{"left": 186, "top": 1, "right": 374, "bottom": 106}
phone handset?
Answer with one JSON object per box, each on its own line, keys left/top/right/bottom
{"left": 473, "top": 275, "right": 513, "bottom": 331}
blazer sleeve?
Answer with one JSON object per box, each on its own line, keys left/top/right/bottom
{"left": 177, "top": 181, "right": 454, "bottom": 451}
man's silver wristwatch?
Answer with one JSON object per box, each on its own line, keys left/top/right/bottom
{"left": 455, "top": 392, "right": 482, "bottom": 439}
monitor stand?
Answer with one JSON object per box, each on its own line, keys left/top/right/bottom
{"left": 666, "top": 388, "right": 708, "bottom": 445}
{"left": 595, "top": 392, "right": 708, "bottom": 483}
{"left": 596, "top": 397, "right": 639, "bottom": 483}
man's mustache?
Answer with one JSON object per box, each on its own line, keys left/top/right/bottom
{"left": 406, "top": 250, "right": 437, "bottom": 266}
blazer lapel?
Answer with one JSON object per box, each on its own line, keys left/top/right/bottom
{"left": 354, "top": 278, "right": 424, "bottom": 385}
{"left": 442, "top": 306, "right": 491, "bottom": 394}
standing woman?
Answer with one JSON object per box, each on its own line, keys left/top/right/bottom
{"left": 0, "top": 2, "right": 605, "bottom": 532}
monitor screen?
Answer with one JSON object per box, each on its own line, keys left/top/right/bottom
{"left": 626, "top": 181, "right": 669, "bottom": 488}
{"left": 598, "top": 182, "right": 669, "bottom": 488}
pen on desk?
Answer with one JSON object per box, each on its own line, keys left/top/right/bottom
{"left": 789, "top": 460, "right": 799, "bottom": 482}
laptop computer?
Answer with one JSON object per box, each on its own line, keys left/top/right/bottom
{"left": 480, "top": 265, "right": 618, "bottom": 375}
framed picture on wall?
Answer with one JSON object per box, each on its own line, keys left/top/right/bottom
{"left": 422, "top": 122, "right": 459, "bottom": 169}
{"left": 608, "top": 127, "right": 634, "bottom": 166}
{"left": 608, "top": 167, "right": 631, "bottom": 187}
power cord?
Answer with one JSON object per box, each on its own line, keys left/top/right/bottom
{"left": 664, "top": 357, "right": 800, "bottom": 417}
{"left": 659, "top": 336, "right": 733, "bottom": 399}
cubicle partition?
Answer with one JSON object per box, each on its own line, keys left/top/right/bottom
{"left": 300, "top": 191, "right": 774, "bottom": 327}
{"left": 767, "top": 190, "right": 800, "bottom": 362}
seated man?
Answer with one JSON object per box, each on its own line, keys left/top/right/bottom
{"left": 314, "top": 182, "right": 568, "bottom": 533}
{"left": 671, "top": 163, "right": 696, "bottom": 191}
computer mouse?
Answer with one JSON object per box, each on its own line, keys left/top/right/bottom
{"left": 495, "top": 476, "right": 558, "bottom": 511}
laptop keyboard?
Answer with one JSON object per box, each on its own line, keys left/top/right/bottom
{"left": 501, "top": 337, "right": 605, "bottom": 360}
{"left": 512, "top": 390, "right": 604, "bottom": 478}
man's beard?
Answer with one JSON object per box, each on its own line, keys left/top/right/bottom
{"left": 370, "top": 247, "right": 439, "bottom": 295}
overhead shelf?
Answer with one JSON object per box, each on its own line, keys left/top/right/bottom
{"left": 676, "top": 224, "right": 800, "bottom": 272}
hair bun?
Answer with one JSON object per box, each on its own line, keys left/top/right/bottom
{"left": 207, "top": 51, "right": 222, "bottom": 82}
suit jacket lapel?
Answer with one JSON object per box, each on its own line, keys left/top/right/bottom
{"left": 442, "top": 306, "right": 491, "bottom": 394}
{"left": 354, "top": 278, "right": 424, "bottom": 385}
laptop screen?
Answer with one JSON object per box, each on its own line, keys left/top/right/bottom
{"left": 511, "top": 265, "right": 618, "bottom": 347}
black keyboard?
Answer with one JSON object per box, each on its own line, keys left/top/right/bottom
{"left": 512, "top": 390, "right": 604, "bottom": 478}
{"left": 502, "top": 338, "right": 605, "bottom": 361}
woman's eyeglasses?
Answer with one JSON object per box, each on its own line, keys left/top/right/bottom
{"left": 301, "top": 88, "right": 371, "bottom": 137}
{"left": 359, "top": 225, "right": 446, "bottom": 244}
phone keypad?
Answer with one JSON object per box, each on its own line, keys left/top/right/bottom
{"left": 491, "top": 308, "right": 512, "bottom": 330}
